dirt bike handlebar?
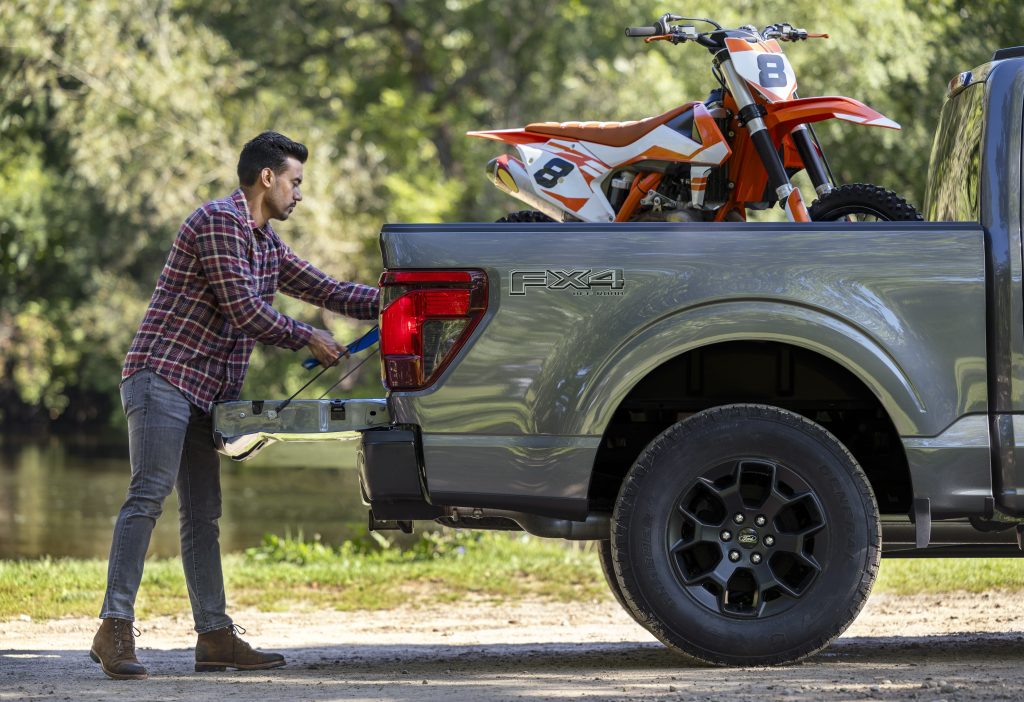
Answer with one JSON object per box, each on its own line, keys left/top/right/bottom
{"left": 626, "top": 16, "right": 827, "bottom": 46}
{"left": 626, "top": 13, "right": 722, "bottom": 39}
{"left": 760, "top": 23, "right": 829, "bottom": 41}
{"left": 625, "top": 26, "right": 659, "bottom": 37}
{"left": 625, "top": 13, "right": 683, "bottom": 38}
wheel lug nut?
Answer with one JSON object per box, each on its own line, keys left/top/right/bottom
{"left": 755, "top": 515, "right": 767, "bottom": 527}
{"left": 728, "top": 550, "right": 741, "bottom": 562}
{"left": 751, "top": 553, "right": 763, "bottom": 564}
{"left": 733, "top": 513, "right": 745, "bottom": 524}
{"left": 720, "top": 530, "right": 732, "bottom": 542}
{"left": 764, "top": 535, "right": 775, "bottom": 547}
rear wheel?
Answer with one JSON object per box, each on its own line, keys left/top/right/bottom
{"left": 597, "top": 540, "right": 646, "bottom": 627}
{"left": 495, "top": 210, "right": 555, "bottom": 223}
{"left": 809, "top": 183, "right": 922, "bottom": 221}
{"left": 612, "top": 404, "right": 880, "bottom": 666}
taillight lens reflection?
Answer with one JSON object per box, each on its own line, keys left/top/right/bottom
{"left": 378, "top": 270, "right": 487, "bottom": 391}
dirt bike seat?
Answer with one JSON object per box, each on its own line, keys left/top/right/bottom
{"left": 526, "top": 103, "right": 696, "bottom": 148}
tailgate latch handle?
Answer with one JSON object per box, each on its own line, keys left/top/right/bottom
{"left": 329, "top": 400, "right": 346, "bottom": 421}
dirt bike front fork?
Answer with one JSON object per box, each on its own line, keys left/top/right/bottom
{"left": 749, "top": 126, "right": 811, "bottom": 222}
{"left": 720, "top": 58, "right": 812, "bottom": 223}
{"left": 790, "top": 125, "right": 834, "bottom": 198}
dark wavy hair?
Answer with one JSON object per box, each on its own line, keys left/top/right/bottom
{"left": 237, "top": 131, "right": 308, "bottom": 186}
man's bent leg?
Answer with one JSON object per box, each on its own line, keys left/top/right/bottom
{"left": 100, "top": 370, "right": 192, "bottom": 621}
{"left": 176, "top": 408, "right": 232, "bottom": 633}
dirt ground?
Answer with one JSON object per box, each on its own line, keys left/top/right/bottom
{"left": 1, "top": 591, "right": 1022, "bottom": 701}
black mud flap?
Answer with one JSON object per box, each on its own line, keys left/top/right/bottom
{"left": 359, "top": 428, "right": 444, "bottom": 522}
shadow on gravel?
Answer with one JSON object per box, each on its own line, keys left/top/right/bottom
{"left": 816, "top": 631, "right": 1024, "bottom": 662}
{"left": 4, "top": 633, "right": 1024, "bottom": 671}
{"left": 3, "top": 634, "right": 1024, "bottom": 701}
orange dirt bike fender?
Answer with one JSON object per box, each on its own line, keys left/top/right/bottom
{"left": 764, "top": 95, "right": 901, "bottom": 132}
{"left": 466, "top": 128, "right": 553, "bottom": 145}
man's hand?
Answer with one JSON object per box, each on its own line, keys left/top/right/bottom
{"left": 306, "top": 328, "right": 348, "bottom": 367}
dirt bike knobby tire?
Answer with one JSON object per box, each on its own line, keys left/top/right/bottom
{"left": 495, "top": 210, "right": 556, "bottom": 223}
{"left": 809, "top": 183, "right": 923, "bottom": 221}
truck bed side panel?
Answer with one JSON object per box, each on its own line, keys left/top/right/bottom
{"left": 381, "top": 221, "right": 984, "bottom": 513}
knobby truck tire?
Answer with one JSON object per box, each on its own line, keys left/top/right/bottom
{"left": 611, "top": 404, "right": 881, "bottom": 666}
{"left": 597, "top": 539, "right": 647, "bottom": 628}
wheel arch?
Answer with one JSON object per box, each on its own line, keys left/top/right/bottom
{"left": 578, "top": 300, "right": 925, "bottom": 436}
{"left": 583, "top": 302, "right": 918, "bottom": 515}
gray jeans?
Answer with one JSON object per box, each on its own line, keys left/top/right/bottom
{"left": 100, "top": 369, "right": 232, "bottom": 633}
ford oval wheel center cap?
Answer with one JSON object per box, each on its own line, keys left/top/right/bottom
{"left": 737, "top": 527, "right": 759, "bottom": 548}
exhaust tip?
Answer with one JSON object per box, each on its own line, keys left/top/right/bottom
{"left": 486, "top": 156, "right": 520, "bottom": 194}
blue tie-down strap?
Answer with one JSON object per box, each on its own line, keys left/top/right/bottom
{"left": 302, "top": 326, "right": 380, "bottom": 370}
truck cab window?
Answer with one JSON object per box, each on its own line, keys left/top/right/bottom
{"left": 924, "top": 82, "right": 985, "bottom": 222}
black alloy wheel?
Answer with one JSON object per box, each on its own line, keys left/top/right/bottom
{"left": 666, "top": 456, "right": 827, "bottom": 619}
{"left": 612, "top": 404, "right": 880, "bottom": 666}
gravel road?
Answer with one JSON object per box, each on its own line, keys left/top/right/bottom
{"left": 1, "top": 591, "right": 1022, "bottom": 701}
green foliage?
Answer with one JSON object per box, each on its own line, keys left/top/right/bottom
{"left": 245, "top": 528, "right": 488, "bottom": 566}
{"left": 246, "top": 530, "right": 346, "bottom": 566}
{"left": 1, "top": 1, "right": 1022, "bottom": 423}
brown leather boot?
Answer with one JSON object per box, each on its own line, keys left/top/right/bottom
{"left": 90, "top": 618, "right": 148, "bottom": 680}
{"left": 194, "top": 625, "right": 285, "bottom": 672}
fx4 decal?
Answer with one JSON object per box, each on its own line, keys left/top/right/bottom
{"left": 510, "top": 269, "right": 625, "bottom": 296}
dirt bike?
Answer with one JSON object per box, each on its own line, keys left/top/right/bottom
{"left": 469, "top": 14, "right": 921, "bottom": 224}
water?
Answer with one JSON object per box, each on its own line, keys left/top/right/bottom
{"left": 0, "top": 434, "right": 371, "bottom": 559}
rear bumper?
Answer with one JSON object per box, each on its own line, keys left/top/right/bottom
{"left": 357, "top": 428, "right": 593, "bottom": 520}
{"left": 417, "top": 433, "right": 595, "bottom": 519}
{"left": 213, "top": 399, "right": 390, "bottom": 460}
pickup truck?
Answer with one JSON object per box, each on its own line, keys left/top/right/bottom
{"left": 213, "top": 47, "right": 1024, "bottom": 666}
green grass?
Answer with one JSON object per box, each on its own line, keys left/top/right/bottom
{"left": 874, "top": 557, "right": 1024, "bottom": 595}
{"left": 1, "top": 531, "right": 1022, "bottom": 621}
{"left": 0, "top": 531, "right": 606, "bottom": 621}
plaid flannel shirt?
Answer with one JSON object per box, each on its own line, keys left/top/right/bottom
{"left": 122, "top": 189, "right": 379, "bottom": 412}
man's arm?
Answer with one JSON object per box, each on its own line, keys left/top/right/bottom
{"left": 194, "top": 210, "right": 314, "bottom": 350}
{"left": 276, "top": 240, "right": 380, "bottom": 320}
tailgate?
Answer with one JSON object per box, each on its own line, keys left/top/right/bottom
{"left": 213, "top": 398, "right": 390, "bottom": 461}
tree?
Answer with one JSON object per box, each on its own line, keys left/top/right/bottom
{"left": 1, "top": 0, "right": 1021, "bottom": 426}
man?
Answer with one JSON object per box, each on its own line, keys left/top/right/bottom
{"left": 91, "top": 132, "right": 378, "bottom": 680}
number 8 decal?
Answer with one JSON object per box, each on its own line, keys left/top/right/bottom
{"left": 534, "top": 157, "right": 575, "bottom": 188}
{"left": 756, "top": 54, "right": 788, "bottom": 88}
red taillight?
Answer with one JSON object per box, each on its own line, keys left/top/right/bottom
{"left": 386, "top": 270, "right": 473, "bottom": 284}
{"left": 378, "top": 269, "right": 487, "bottom": 391}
